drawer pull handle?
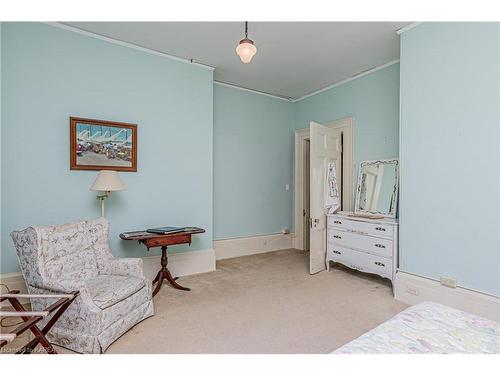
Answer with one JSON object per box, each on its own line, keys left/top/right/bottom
{"left": 375, "top": 227, "right": 386, "bottom": 231}
{"left": 333, "top": 220, "right": 342, "bottom": 224}
{"left": 374, "top": 261, "right": 385, "bottom": 267}
{"left": 352, "top": 230, "right": 368, "bottom": 235}
{"left": 333, "top": 250, "right": 341, "bottom": 255}
{"left": 333, "top": 235, "right": 342, "bottom": 239}
{"left": 375, "top": 244, "right": 386, "bottom": 248}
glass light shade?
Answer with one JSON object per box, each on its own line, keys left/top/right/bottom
{"left": 90, "top": 170, "right": 126, "bottom": 192}
{"left": 236, "top": 38, "right": 257, "bottom": 63}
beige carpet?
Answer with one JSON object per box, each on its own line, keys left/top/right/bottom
{"left": 4, "top": 249, "right": 408, "bottom": 354}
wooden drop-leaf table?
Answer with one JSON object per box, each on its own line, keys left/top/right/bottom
{"left": 119, "top": 228, "right": 205, "bottom": 297}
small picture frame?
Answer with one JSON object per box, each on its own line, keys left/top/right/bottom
{"left": 70, "top": 117, "right": 137, "bottom": 172}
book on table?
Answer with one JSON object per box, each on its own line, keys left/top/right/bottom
{"left": 146, "top": 227, "right": 185, "bottom": 235}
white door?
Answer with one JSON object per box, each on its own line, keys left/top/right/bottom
{"left": 309, "top": 121, "right": 341, "bottom": 274}
{"left": 304, "top": 140, "right": 311, "bottom": 251}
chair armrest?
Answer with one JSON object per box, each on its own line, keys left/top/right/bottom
{"left": 29, "top": 278, "right": 96, "bottom": 311}
{"left": 100, "top": 258, "right": 145, "bottom": 279}
{"left": 28, "top": 279, "right": 101, "bottom": 330}
{"left": 40, "top": 278, "right": 85, "bottom": 293}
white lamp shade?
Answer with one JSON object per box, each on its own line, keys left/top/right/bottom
{"left": 236, "top": 39, "right": 257, "bottom": 63}
{"left": 90, "top": 170, "right": 126, "bottom": 192}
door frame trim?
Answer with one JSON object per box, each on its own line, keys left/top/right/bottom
{"left": 294, "top": 128, "right": 310, "bottom": 251}
{"left": 294, "top": 117, "right": 354, "bottom": 250}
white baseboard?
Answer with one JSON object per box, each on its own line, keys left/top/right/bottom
{"left": 142, "top": 248, "right": 216, "bottom": 281}
{"left": 214, "top": 233, "right": 293, "bottom": 260}
{"left": 0, "top": 248, "right": 216, "bottom": 306}
{"left": 394, "top": 271, "right": 500, "bottom": 322}
{"left": 291, "top": 234, "right": 299, "bottom": 250}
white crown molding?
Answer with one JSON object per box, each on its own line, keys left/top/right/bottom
{"left": 46, "top": 21, "right": 289, "bottom": 102}
{"left": 396, "top": 22, "right": 423, "bottom": 35}
{"left": 214, "top": 81, "right": 293, "bottom": 102}
{"left": 218, "top": 59, "right": 402, "bottom": 103}
{"left": 292, "top": 59, "right": 400, "bottom": 102}
{"left": 44, "top": 22, "right": 401, "bottom": 104}
{"left": 44, "top": 22, "right": 215, "bottom": 71}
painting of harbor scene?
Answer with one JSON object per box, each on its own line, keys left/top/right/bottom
{"left": 70, "top": 117, "right": 137, "bottom": 172}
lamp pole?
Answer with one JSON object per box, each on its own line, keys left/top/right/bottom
{"left": 90, "top": 170, "right": 125, "bottom": 218}
{"left": 96, "top": 191, "right": 110, "bottom": 217}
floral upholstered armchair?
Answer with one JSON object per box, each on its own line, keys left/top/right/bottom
{"left": 10, "top": 217, "right": 154, "bottom": 353}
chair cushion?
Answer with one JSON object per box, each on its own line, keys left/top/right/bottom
{"left": 85, "top": 275, "right": 145, "bottom": 309}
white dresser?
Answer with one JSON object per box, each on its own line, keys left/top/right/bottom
{"left": 326, "top": 212, "right": 399, "bottom": 282}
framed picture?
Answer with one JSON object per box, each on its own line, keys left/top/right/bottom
{"left": 70, "top": 117, "right": 137, "bottom": 172}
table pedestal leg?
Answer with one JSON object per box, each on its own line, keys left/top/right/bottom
{"left": 152, "top": 246, "right": 191, "bottom": 297}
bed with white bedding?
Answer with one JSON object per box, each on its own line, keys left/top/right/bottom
{"left": 334, "top": 301, "right": 499, "bottom": 354}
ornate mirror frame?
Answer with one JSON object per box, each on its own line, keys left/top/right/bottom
{"left": 354, "top": 158, "right": 399, "bottom": 218}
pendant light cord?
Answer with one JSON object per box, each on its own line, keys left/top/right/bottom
{"left": 245, "top": 21, "right": 248, "bottom": 38}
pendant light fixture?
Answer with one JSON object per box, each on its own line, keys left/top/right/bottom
{"left": 236, "top": 21, "right": 257, "bottom": 64}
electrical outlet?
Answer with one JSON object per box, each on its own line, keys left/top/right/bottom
{"left": 440, "top": 276, "right": 457, "bottom": 288}
{"left": 406, "top": 285, "right": 419, "bottom": 296}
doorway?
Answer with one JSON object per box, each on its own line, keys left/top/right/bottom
{"left": 294, "top": 117, "right": 354, "bottom": 253}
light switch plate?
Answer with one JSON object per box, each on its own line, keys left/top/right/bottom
{"left": 406, "top": 285, "right": 419, "bottom": 296}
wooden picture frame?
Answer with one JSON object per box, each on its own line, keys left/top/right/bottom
{"left": 70, "top": 117, "right": 137, "bottom": 172}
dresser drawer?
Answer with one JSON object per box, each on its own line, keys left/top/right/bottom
{"left": 328, "top": 246, "right": 393, "bottom": 279}
{"left": 328, "top": 216, "right": 393, "bottom": 238}
{"left": 328, "top": 229, "right": 393, "bottom": 258}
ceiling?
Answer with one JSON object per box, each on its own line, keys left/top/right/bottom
{"left": 64, "top": 22, "right": 409, "bottom": 100}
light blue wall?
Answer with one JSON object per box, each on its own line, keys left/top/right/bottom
{"left": 1, "top": 23, "right": 214, "bottom": 274}
{"left": 293, "top": 63, "right": 400, "bottom": 226}
{"left": 399, "top": 23, "right": 500, "bottom": 296}
{"left": 213, "top": 84, "right": 294, "bottom": 239}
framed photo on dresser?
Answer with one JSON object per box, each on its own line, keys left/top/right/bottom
{"left": 70, "top": 117, "right": 137, "bottom": 172}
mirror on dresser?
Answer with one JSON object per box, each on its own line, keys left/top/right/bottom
{"left": 354, "top": 159, "right": 399, "bottom": 218}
